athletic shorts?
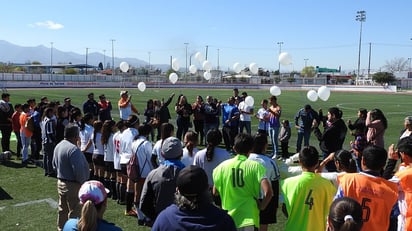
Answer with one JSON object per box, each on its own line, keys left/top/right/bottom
{"left": 83, "top": 152, "right": 93, "bottom": 163}
{"left": 92, "top": 154, "right": 105, "bottom": 167}
{"left": 104, "top": 161, "right": 115, "bottom": 173}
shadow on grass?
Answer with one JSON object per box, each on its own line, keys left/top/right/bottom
{"left": 0, "top": 186, "right": 13, "bottom": 200}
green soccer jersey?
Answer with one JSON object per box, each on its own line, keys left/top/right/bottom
{"left": 280, "top": 172, "right": 336, "bottom": 231}
{"left": 213, "top": 154, "right": 266, "bottom": 228}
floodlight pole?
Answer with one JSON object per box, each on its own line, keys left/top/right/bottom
{"left": 356, "top": 10, "right": 366, "bottom": 85}
{"left": 50, "top": 42, "right": 53, "bottom": 82}
{"left": 111, "top": 39, "right": 115, "bottom": 77}
{"left": 277, "top": 41, "right": 283, "bottom": 76}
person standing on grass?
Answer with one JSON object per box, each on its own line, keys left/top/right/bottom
{"left": 139, "top": 136, "right": 185, "bottom": 226}
{"left": 255, "top": 99, "right": 270, "bottom": 136}
{"left": 53, "top": 123, "right": 89, "bottom": 231}
{"left": 213, "top": 133, "right": 273, "bottom": 230}
{"left": 365, "top": 108, "right": 388, "bottom": 148}
{"left": 0, "top": 93, "right": 14, "bottom": 153}
{"left": 294, "top": 104, "right": 319, "bottom": 153}
{"left": 83, "top": 93, "right": 99, "bottom": 120}
{"left": 175, "top": 94, "right": 193, "bottom": 141}
{"left": 118, "top": 91, "right": 139, "bottom": 121}
{"left": 62, "top": 180, "right": 122, "bottom": 231}
{"left": 221, "top": 96, "right": 239, "bottom": 153}
{"left": 191, "top": 95, "right": 205, "bottom": 145}
{"left": 11, "top": 104, "right": 22, "bottom": 158}
{"left": 268, "top": 96, "right": 281, "bottom": 159}
{"left": 238, "top": 92, "right": 254, "bottom": 135}
{"left": 42, "top": 107, "right": 57, "bottom": 177}
{"left": 248, "top": 133, "right": 280, "bottom": 231}
{"left": 280, "top": 146, "right": 336, "bottom": 231}
{"left": 279, "top": 119, "right": 291, "bottom": 159}
{"left": 19, "top": 103, "right": 32, "bottom": 166}
{"left": 97, "top": 94, "right": 112, "bottom": 122}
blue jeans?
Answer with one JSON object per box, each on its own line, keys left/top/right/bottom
{"left": 21, "top": 131, "right": 31, "bottom": 162}
{"left": 269, "top": 126, "right": 280, "bottom": 157}
{"left": 296, "top": 130, "right": 312, "bottom": 153}
{"left": 239, "top": 121, "right": 251, "bottom": 134}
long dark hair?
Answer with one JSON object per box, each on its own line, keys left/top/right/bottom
{"left": 101, "top": 120, "right": 115, "bottom": 145}
{"left": 328, "top": 197, "right": 363, "bottom": 231}
{"left": 370, "top": 108, "right": 388, "bottom": 129}
{"left": 205, "top": 128, "right": 222, "bottom": 161}
{"left": 80, "top": 113, "right": 93, "bottom": 131}
{"left": 334, "top": 150, "right": 357, "bottom": 173}
{"left": 92, "top": 120, "right": 103, "bottom": 148}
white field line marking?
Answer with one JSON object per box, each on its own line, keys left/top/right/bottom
{"left": 0, "top": 198, "right": 58, "bottom": 210}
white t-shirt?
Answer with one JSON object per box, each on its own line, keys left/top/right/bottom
{"left": 80, "top": 124, "right": 94, "bottom": 153}
{"left": 104, "top": 133, "right": 114, "bottom": 162}
{"left": 152, "top": 139, "right": 165, "bottom": 165}
{"left": 181, "top": 147, "right": 199, "bottom": 167}
{"left": 113, "top": 131, "right": 122, "bottom": 170}
{"left": 193, "top": 147, "right": 231, "bottom": 186}
{"left": 119, "top": 127, "right": 138, "bottom": 164}
{"left": 131, "top": 136, "right": 153, "bottom": 178}
{"left": 238, "top": 101, "right": 253, "bottom": 122}
{"left": 256, "top": 107, "right": 269, "bottom": 131}
{"left": 92, "top": 132, "right": 104, "bottom": 155}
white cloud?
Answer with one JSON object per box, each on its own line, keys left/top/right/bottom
{"left": 29, "top": 20, "right": 64, "bottom": 30}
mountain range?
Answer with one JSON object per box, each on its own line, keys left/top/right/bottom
{"left": 0, "top": 40, "right": 169, "bottom": 70}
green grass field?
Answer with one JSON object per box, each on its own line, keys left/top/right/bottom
{"left": 0, "top": 87, "right": 411, "bottom": 230}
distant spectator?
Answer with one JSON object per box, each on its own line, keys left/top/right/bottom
{"left": 11, "top": 104, "right": 22, "bottom": 158}
{"left": 175, "top": 94, "right": 193, "bottom": 141}
{"left": 118, "top": 91, "right": 139, "bottom": 121}
{"left": 365, "top": 108, "right": 387, "bottom": 148}
{"left": 294, "top": 104, "right": 319, "bottom": 153}
{"left": 19, "top": 103, "right": 32, "bottom": 166}
{"left": 83, "top": 93, "right": 99, "bottom": 119}
{"left": 238, "top": 92, "right": 254, "bottom": 134}
{"left": 154, "top": 93, "right": 175, "bottom": 140}
{"left": 98, "top": 94, "right": 112, "bottom": 122}
{"left": 42, "top": 107, "right": 57, "bottom": 177}
{"left": 279, "top": 119, "right": 291, "bottom": 159}
{"left": 0, "top": 93, "right": 14, "bottom": 153}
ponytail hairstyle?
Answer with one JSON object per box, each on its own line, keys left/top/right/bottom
{"left": 205, "top": 128, "right": 222, "bottom": 161}
{"left": 334, "top": 149, "right": 358, "bottom": 173}
{"left": 70, "top": 107, "right": 83, "bottom": 123}
{"left": 125, "top": 114, "right": 139, "bottom": 128}
{"left": 328, "top": 197, "right": 363, "bottom": 231}
{"left": 77, "top": 200, "right": 104, "bottom": 231}
{"left": 92, "top": 120, "right": 103, "bottom": 148}
{"left": 101, "top": 120, "right": 115, "bottom": 145}
{"left": 160, "top": 123, "right": 174, "bottom": 141}
{"left": 184, "top": 131, "right": 198, "bottom": 157}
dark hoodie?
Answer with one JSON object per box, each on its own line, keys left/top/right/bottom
{"left": 314, "top": 118, "right": 348, "bottom": 154}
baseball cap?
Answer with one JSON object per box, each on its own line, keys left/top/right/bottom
{"left": 64, "top": 97, "right": 71, "bottom": 102}
{"left": 78, "top": 180, "right": 109, "bottom": 205}
{"left": 161, "top": 137, "right": 183, "bottom": 160}
{"left": 177, "top": 165, "right": 209, "bottom": 197}
{"left": 41, "top": 96, "right": 48, "bottom": 101}
{"left": 120, "top": 90, "right": 128, "bottom": 96}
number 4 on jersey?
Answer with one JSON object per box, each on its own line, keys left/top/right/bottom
{"left": 305, "top": 189, "right": 314, "bottom": 210}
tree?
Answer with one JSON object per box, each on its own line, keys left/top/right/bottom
{"left": 372, "top": 72, "right": 396, "bottom": 85}
{"left": 64, "top": 68, "right": 78, "bottom": 74}
{"left": 32, "top": 61, "right": 42, "bottom": 65}
{"left": 301, "top": 66, "right": 316, "bottom": 77}
{"left": 383, "top": 57, "right": 408, "bottom": 73}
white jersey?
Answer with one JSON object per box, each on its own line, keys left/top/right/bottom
{"left": 152, "top": 139, "right": 165, "bottom": 165}
{"left": 92, "top": 132, "right": 104, "bottom": 155}
{"left": 181, "top": 147, "right": 199, "bottom": 167}
{"left": 238, "top": 101, "right": 253, "bottom": 122}
{"left": 79, "top": 124, "right": 94, "bottom": 153}
{"left": 193, "top": 147, "right": 231, "bottom": 186}
{"left": 113, "top": 131, "right": 122, "bottom": 170}
{"left": 119, "top": 127, "right": 138, "bottom": 164}
{"left": 104, "top": 133, "right": 114, "bottom": 162}
{"left": 131, "top": 136, "right": 154, "bottom": 178}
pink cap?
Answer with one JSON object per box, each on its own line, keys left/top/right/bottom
{"left": 78, "top": 180, "right": 109, "bottom": 205}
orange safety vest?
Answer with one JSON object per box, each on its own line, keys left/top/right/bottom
{"left": 396, "top": 168, "right": 412, "bottom": 231}
{"left": 338, "top": 173, "right": 398, "bottom": 231}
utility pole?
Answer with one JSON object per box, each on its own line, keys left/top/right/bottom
{"left": 110, "top": 39, "right": 115, "bottom": 77}
{"left": 85, "top": 47, "right": 89, "bottom": 75}
{"left": 103, "top": 49, "right": 106, "bottom": 70}
{"left": 50, "top": 42, "right": 53, "bottom": 81}
{"left": 356, "top": 10, "right": 366, "bottom": 84}
{"left": 304, "top": 58, "right": 309, "bottom": 67}
{"left": 205, "top": 45, "right": 209, "bottom": 61}
{"left": 367, "top": 43, "right": 371, "bottom": 77}
{"left": 184, "top": 43, "right": 189, "bottom": 80}
{"left": 148, "top": 51, "right": 151, "bottom": 70}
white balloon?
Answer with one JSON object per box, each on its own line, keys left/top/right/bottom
{"left": 279, "top": 52, "right": 292, "bottom": 66}
{"left": 119, "top": 62, "right": 129, "bottom": 72}
{"left": 137, "top": 82, "right": 146, "bottom": 92}
{"left": 249, "top": 63, "right": 258, "bottom": 75}
{"left": 189, "top": 65, "right": 197, "bottom": 74}
{"left": 307, "top": 90, "right": 318, "bottom": 102}
{"left": 172, "top": 58, "right": 180, "bottom": 71}
{"left": 318, "top": 86, "right": 331, "bottom": 101}
{"left": 202, "top": 60, "right": 212, "bottom": 71}
{"left": 270, "top": 86, "right": 281, "bottom": 96}
{"left": 244, "top": 96, "right": 254, "bottom": 107}
{"left": 233, "top": 62, "right": 242, "bottom": 73}
{"left": 203, "top": 71, "right": 211, "bottom": 80}
{"left": 194, "top": 52, "right": 204, "bottom": 62}
{"left": 169, "top": 73, "right": 178, "bottom": 84}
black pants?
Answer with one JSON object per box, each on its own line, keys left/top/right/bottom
{"left": 0, "top": 125, "right": 12, "bottom": 152}
{"left": 222, "top": 126, "right": 238, "bottom": 151}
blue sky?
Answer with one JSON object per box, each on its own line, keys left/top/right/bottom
{"left": 1, "top": 0, "right": 411, "bottom": 73}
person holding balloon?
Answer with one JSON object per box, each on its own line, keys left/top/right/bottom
{"left": 268, "top": 96, "right": 282, "bottom": 159}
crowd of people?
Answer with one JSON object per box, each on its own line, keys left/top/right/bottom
{"left": 1, "top": 88, "right": 412, "bottom": 231}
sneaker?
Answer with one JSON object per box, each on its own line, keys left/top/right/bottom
{"left": 125, "top": 209, "right": 137, "bottom": 217}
